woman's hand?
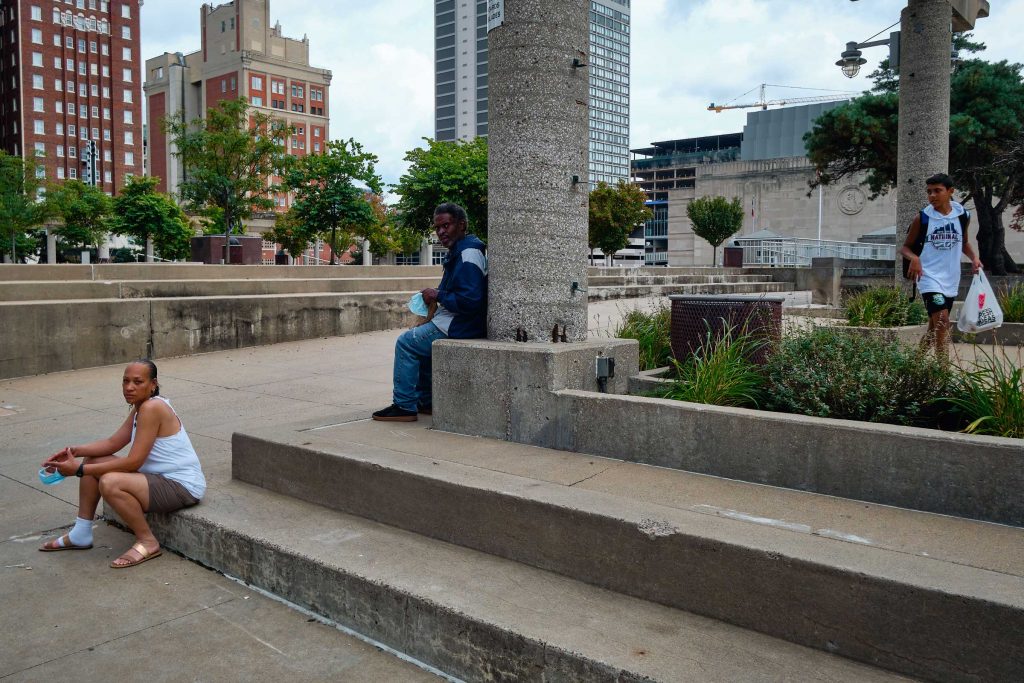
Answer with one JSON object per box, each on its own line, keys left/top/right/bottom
{"left": 54, "top": 455, "right": 80, "bottom": 477}
{"left": 42, "top": 447, "right": 74, "bottom": 469}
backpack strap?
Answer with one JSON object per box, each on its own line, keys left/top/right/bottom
{"left": 913, "top": 210, "right": 929, "bottom": 255}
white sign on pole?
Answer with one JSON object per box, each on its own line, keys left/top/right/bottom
{"left": 487, "top": 0, "right": 504, "bottom": 32}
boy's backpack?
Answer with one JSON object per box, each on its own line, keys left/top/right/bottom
{"left": 901, "top": 209, "right": 971, "bottom": 279}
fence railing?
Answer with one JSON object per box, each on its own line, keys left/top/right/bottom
{"left": 732, "top": 237, "right": 895, "bottom": 267}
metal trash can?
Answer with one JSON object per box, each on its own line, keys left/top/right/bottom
{"left": 670, "top": 294, "right": 784, "bottom": 365}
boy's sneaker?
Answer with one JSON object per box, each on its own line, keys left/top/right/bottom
{"left": 418, "top": 404, "right": 433, "bottom": 415}
{"left": 372, "top": 404, "right": 418, "bottom": 422}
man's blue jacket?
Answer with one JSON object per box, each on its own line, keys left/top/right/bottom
{"left": 432, "top": 234, "right": 487, "bottom": 339}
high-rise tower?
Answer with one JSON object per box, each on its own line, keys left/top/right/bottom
{"left": 434, "top": 0, "right": 630, "bottom": 185}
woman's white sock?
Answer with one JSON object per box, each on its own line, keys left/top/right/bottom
{"left": 67, "top": 517, "right": 93, "bottom": 546}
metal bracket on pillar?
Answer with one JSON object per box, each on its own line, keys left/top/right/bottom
{"left": 572, "top": 58, "right": 588, "bottom": 69}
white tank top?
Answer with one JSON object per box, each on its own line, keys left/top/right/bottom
{"left": 918, "top": 201, "right": 966, "bottom": 297}
{"left": 133, "top": 397, "right": 206, "bottom": 500}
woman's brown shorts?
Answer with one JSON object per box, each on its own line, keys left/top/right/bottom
{"left": 144, "top": 474, "right": 199, "bottom": 514}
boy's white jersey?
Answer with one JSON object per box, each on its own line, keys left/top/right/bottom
{"left": 918, "top": 201, "right": 967, "bottom": 297}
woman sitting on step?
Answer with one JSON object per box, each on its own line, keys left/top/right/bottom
{"left": 39, "top": 359, "right": 206, "bottom": 568}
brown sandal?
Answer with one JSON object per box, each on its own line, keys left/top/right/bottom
{"left": 110, "top": 541, "right": 162, "bottom": 569}
{"left": 39, "top": 534, "right": 92, "bottom": 552}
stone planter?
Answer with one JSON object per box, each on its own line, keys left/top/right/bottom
{"left": 838, "top": 323, "right": 928, "bottom": 346}
{"left": 953, "top": 321, "right": 1024, "bottom": 346}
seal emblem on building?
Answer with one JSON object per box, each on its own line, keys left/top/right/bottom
{"left": 838, "top": 186, "right": 867, "bottom": 215}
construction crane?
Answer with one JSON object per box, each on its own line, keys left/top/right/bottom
{"left": 708, "top": 83, "right": 860, "bottom": 113}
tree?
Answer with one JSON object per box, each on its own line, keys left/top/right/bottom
{"left": 0, "top": 151, "right": 48, "bottom": 263}
{"left": 266, "top": 208, "right": 315, "bottom": 262}
{"left": 392, "top": 137, "right": 488, "bottom": 239}
{"left": 46, "top": 180, "right": 113, "bottom": 253}
{"left": 588, "top": 180, "right": 652, "bottom": 265}
{"left": 109, "top": 176, "right": 194, "bottom": 261}
{"left": 364, "top": 193, "right": 423, "bottom": 259}
{"left": 806, "top": 39, "right": 1024, "bottom": 274}
{"left": 164, "top": 97, "right": 290, "bottom": 262}
{"left": 283, "top": 138, "right": 382, "bottom": 265}
{"left": 686, "top": 196, "right": 744, "bottom": 265}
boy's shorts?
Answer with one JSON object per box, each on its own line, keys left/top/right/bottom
{"left": 921, "top": 292, "right": 955, "bottom": 316}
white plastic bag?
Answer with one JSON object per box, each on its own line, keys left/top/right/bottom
{"left": 957, "top": 270, "right": 1003, "bottom": 333}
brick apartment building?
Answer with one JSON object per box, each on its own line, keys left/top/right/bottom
{"left": 0, "top": 0, "right": 143, "bottom": 192}
{"left": 144, "top": 0, "right": 330, "bottom": 223}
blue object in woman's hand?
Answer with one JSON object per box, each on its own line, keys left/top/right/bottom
{"left": 38, "top": 467, "right": 65, "bottom": 485}
{"left": 408, "top": 292, "right": 429, "bottom": 317}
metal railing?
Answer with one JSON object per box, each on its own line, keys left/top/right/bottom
{"left": 731, "top": 237, "right": 895, "bottom": 267}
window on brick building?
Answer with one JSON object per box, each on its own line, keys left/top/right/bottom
{"left": 103, "top": 108, "right": 110, "bottom": 119}
{"left": 90, "top": 41, "right": 96, "bottom": 53}
{"left": 91, "top": 106, "right": 98, "bottom": 117}
{"left": 34, "top": 142, "right": 45, "bottom": 156}
{"left": 54, "top": 56, "right": 62, "bottom": 69}
{"left": 69, "top": 168, "right": 77, "bottom": 179}
{"left": 78, "top": 38, "right": 85, "bottom": 53}
{"left": 251, "top": 96, "right": 262, "bottom": 107}
{"left": 32, "top": 74, "right": 43, "bottom": 89}
{"left": 102, "top": 65, "right": 109, "bottom": 77}
{"left": 53, "top": 34, "right": 61, "bottom": 47}
{"left": 31, "top": 6, "right": 42, "bottom": 21}
{"left": 121, "top": 26, "right": 130, "bottom": 40}
{"left": 57, "top": 167, "right": 66, "bottom": 179}
{"left": 56, "top": 123, "right": 64, "bottom": 135}
{"left": 57, "top": 145, "right": 65, "bottom": 157}
{"left": 124, "top": 152, "right": 134, "bottom": 165}
{"left": 122, "top": 68, "right": 131, "bottom": 82}
{"left": 32, "top": 52, "right": 42, "bottom": 67}
{"left": 122, "top": 47, "right": 130, "bottom": 61}
{"left": 56, "top": 101, "right": 63, "bottom": 113}
{"left": 34, "top": 120, "right": 44, "bottom": 134}
{"left": 66, "top": 36, "right": 74, "bottom": 49}
{"left": 104, "top": 170, "right": 111, "bottom": 183}
{"left": 31, "top": 29, "right": 42, "bottom": 44}
{"left": 124, "top": 131, "right": 133, "bottom": 145}
{"left": 123, "top": 89, "right": 132, "bottom": 103}
{"left": 121, "top": 4, "right": 130, "bottom": 18}
{"left": 252, "top": 76, "right": 263, "bottom": 90}
{"left": 123, "top": 110, "right": 132, "bottom": 124}
{"left": 103, "top": 86, "right": 110, "bottom": 98}
{"left": 101, "top": 43, "right": 109, "bottom": 56}
{"left": 33, "top": 97, "right": 43, "bottom": 112}
{"left": 69, "top": 144, "right": 77, "bottom": 157}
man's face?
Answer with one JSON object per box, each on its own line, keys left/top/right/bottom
{"left": 926, "top": 183, "right": 955, "bottom": 209}
{"left": 434, "top": 213, "right": 467, "bottom": 249}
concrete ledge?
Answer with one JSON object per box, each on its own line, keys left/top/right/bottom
{"left": 231, "top": 429, "right": 1024, "bottom": 683}
{"left": 562, "top": 390, "right": 1024, "bottom": 526}
{"left": 0, "top": 292, "right": 416, "bottom": 379}
{"left": 838, "top": 323, "right": 929, "bottom": 346}
{"left": 432, "top": 339, "right": 640, "bottom": 445}
{"left": 0, "top": 263, "right": 440, "bottom": 281}
{"left": 954, "top": 321, "right": 1024, "bottom": 345}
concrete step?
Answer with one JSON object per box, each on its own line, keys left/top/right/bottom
{"left": 223, "top": 419, "right": 1024, "bottom": 683}
{"left": 587, "top": 274, "right": 773, "bottom": 286}
{"left": 588, "top": 266, "right": 745, "bottom": 278}
{"left": 146, "top": 478, "right": 907, "bottom": 683}
{"left": 588, "top": 281, "right": 794, "bottom": 300}
{"left": 0, "top": 263, "right": 441, "bottom": 281}
{"left": 0, "top": 277, "right": 439, "bottom": 302}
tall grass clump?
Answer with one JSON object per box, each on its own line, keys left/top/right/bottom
{"left": 763, "top": 327, "right": 952, "bottom": 426}
{"left": 844, "top": 286, "right": 927, "bottom": 327}
{"left": 997, "top": 282, "right": 1024, "bottom": 323}
{"left": 615, "top": 305, "right": 671, "bottom": 370}
{"left": 659, "top": 325, "right": 766, "bottom": 407}
{"left": 944, "top": 346, "right": 1024, "bottom": 438}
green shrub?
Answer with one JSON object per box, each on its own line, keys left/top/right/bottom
{"left": 615, "top": 305, "right": 671, "bottom": 370}
{"left": 944, "top": 346, "right": 1024, "bottom": 438}
{"left": 998, "top": 282, "right": 1024, "bottom": 323}
{"left": 659, "top": 325, "right": 766, "bottom": 408}
{"left": 763, "top": 327, "right": 952, "bottom": 426}
{"left": 844, "top": 287, "right": 927, "bottom": 327}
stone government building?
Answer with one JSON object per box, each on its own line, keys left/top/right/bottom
{"left": 631, "top": 102, "right": 1024, "bottom": 267}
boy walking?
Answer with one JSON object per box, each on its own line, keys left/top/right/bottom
{"left": 900, "top": 173, "right": 982, "bottom": 356}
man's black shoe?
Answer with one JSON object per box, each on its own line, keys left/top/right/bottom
{"left": 372, "top": 404, "right": 418, "bottom": 422}
{"left": 418, "top": 404, "right": 433, "bottom": 415}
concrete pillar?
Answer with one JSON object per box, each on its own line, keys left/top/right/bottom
{"left": 895, "top": 0, "right": 952, "bottom": 285}
{"left": 486, "top": 0, "right": 590, "bottom": 342}
{"left": 98, "top": 236, "right": 110, "bottom": 263}
{"left": 146, "top": 237, "right": 154, "bottom": 262}
{"left": 362, "top": 239, "right": 371, "bottom": 266}
{"left": 419, "top": 238, "right": 432, "bottom": 266}
{"left": 46, "top": 228, "right": 56, "bottom": 264}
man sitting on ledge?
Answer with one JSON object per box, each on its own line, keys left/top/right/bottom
{"left": 372, "top": 202, "right": 488, "bottom": 422}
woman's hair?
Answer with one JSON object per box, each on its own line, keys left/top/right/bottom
{"left": 132, "top": 358, "right": 160, "bottom": 396}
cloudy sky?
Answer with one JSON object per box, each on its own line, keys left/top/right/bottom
{"left": 141, "top": 0, "right": 1024, "bottom": 186}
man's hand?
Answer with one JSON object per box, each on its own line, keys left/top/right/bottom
{"left": 971, "top": 257, "right": 983, "bottom": 275}
{"left": 906, "top": 256, "right": 923, "bottom": 281}
{"left": 421, "top": 288, "right": 439, "bottom": 306}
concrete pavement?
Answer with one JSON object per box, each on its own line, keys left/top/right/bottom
{"left": 2, "top": 298, "right": 1017, "bottom": 681}
{"left": 0, "top": 301, "right": 649, "bottom": 681}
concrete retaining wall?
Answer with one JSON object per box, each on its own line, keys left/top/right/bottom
{"left": 0, "top": 263, "right": 441, "bottom": 281}
{"left": 560, "top": 390, "right": 1024, "bottom": 526}
{"left": 954, "top": 322, "right": 1024, "bottom": 346}
{"left": 0, "top": 293, "right": 415, "bottom": 379}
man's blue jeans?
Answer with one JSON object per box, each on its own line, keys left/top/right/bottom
{"left": 392, "top": 322, "right": 447, "bottom": 411}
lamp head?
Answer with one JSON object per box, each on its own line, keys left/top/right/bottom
{"left": 836, "top": 42, "right": 867, "bottom": 78}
